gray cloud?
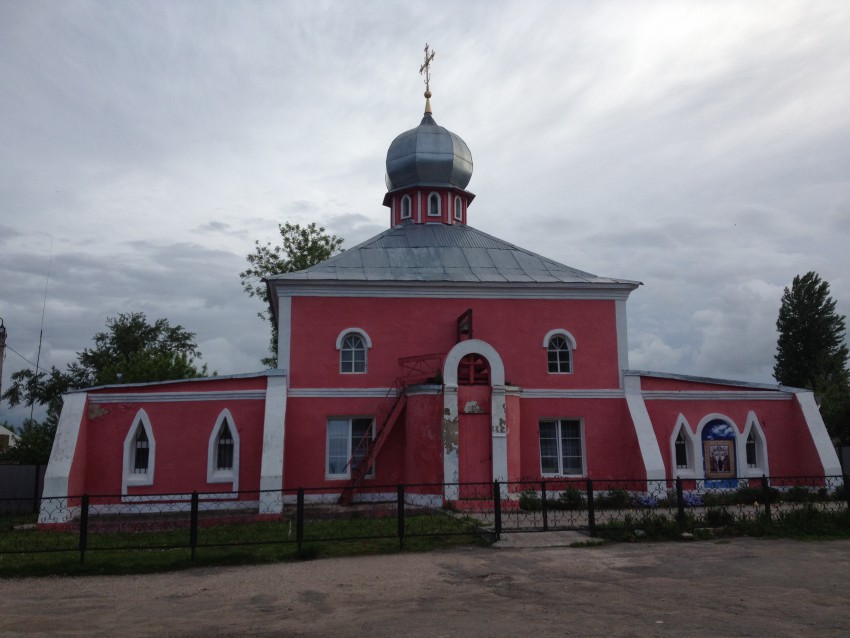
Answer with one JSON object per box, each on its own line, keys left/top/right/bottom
{"left": 2, "top": 0, "right": 849, "bottom": 425}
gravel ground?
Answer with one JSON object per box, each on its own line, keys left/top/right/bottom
{"left": 1, "top": 537, "right": 849, "bottom": 637}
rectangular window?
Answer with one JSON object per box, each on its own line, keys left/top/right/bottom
{"left": 539, "top": 419, "right": 584, "bottom": 475}
{"left": 326, "top": 417, "right": 375, "bottom": 479}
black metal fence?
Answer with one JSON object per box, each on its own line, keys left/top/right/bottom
{"left": 1, "top": 474, "right": 848, "bottom": 564}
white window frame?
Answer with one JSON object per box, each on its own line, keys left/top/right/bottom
{"left": 739, "top": 411, "right": 769, "bottom": 477}
{"left": 427, "top": 191, "right": 441, "bottom": 217}
{"left": 336, "top": 327, "right": 372, "bottom": 374}
{"left": 326, "top": 417, "right": 375, "bottom": 479}
{"left": 400, "top": 194, "right": 412, "bottom": 220}
{"left": 453, "top": 195, "right": 463, "bottom": 221}
{"left": 543, "top": 329, "right": 577, "bottom": 374}
{"left": 207, "top": 409, "right": 240, "bottom": 490}
{"left": 669, "top": 415, "right": 698, "bottom": 479}
{"left": 122, "top": 409, "right": 155, "bottom": 493}
{"left": 538, "top": 418, "right": 585, "bottom": 476}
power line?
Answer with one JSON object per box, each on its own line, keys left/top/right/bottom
{"left": 6, "top": 344, "right": 38, "bottom": 369}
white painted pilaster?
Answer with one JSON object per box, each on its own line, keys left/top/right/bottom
{"left": 442, "top": 384, "right": 459, "bottom": 500}
{"left": 491, "top": 385, "right": 508, "bottom": 498}
{"left": 623, "top": 375, "right": 666, "bottom": 483}
{"left": 795, "top": 391, "right": 842, "bottom": 476}
{"left": 276, "top": 295, "right": 292, "bottom": 378}
{"left": 259, "top": 375, "right": 288, "bottom": 514}
{"left": 615, "top": 299, "right": 629, "bottom": 388}
{"left": 39, "top": 392, "right": 87, "bottom": 524}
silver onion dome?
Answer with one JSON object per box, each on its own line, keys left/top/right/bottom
{"left": 385, "top": 113, "right": 473, "bottom": 191}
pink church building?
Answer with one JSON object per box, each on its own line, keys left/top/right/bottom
{"left": 40, "top": 93, "right": 841, "bottom": 522}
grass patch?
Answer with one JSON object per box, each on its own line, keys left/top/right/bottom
{"left": 0, "top": 510, "right": 487, "bottom": 578}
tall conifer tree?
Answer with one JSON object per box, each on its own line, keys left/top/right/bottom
{"left": 774, "top": 271, "right": 850, "bottom": 443}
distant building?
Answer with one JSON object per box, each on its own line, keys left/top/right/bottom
{"left": 39, "top": 89, "right": 841, "bottom": 523}
{"left": 0, "top": 424, "right": 18, "bottom": 454}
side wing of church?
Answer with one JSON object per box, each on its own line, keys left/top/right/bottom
{"left": 39, "top": 88, "right": 841, "bottom": 522}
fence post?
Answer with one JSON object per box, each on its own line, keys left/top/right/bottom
{"left": 296, "top": 488, "right": 304, "bottom": 555}
{"left": 761, "top": 475, "right": 772, "bottom": 523}
{"left": 79, "top": 494, "right": 89, "bottom": 565}
{"left": 493, "top": 480, "right": 502, "bottom": 541}
{"left": 189, "top": 491, "right": 199, "bottom": 560}
{"left": 397, "top": 484, "right": 405, "bottom": 550}
{"left": 540, "top": 481, "right": 549, "bottom": 532}
{"left": 586, "top": 479, "right": 595, "bottom": 537}
{"left": 676, "top": 476, "right": 685, "bottom": 531}
{"left": 844, "top": 475, "right": 850, "bottom": 513}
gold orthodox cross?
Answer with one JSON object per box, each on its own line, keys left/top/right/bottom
{"left": 420, "top": 43, "right": 435, "bottom": 93}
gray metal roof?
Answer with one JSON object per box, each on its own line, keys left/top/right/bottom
{"left": 267, "top": 222, "right": 640, "bottom": 286}
{"left": 385, "top": 113, "right": 473, "bottom": 191}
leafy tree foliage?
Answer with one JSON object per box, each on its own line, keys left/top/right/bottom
{"left": 0, "top": 419, "right": 56, "bottom": 464}
{"left": 2, "top": 312, "right": 206, "bottom": 424}
{"left": 774, "top": 271, "right": 850, "bottom": 444}
{"left": 240, "top": 222, "right": 344, "bottom": 367}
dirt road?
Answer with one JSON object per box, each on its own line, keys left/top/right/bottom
{"left": 2, "top": 537, "right": 849, "bottom": 637}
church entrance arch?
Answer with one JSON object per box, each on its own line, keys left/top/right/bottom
{"left": 458, "top": 371, "right": 492, "bottom": 497}
{"left": 442, "top": 340, "right": 507, "bottom": 501}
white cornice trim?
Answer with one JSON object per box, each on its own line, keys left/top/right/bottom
{"left": 641, "top": 391, "right": 793, "bottom": 401}
{"left": 288, "top": 388, "right": 400, "bottom": 398}
{"left": 272, "top": 282, "right": 636, "bottom": 300}
{"left": 90, "top": 390, "right": 266, "bottom": 404}
{"left": 521, "top": 389, "right": 625, "bottom": 399}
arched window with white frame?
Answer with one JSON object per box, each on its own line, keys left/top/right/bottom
{"left": 336, "top": 328, "right": 372, "bottom": 374}
{"left": 400, "top": 195, "right": 412, "bottom": 220}
{"left": 543, "top": 329, "right": 577, "bottom": 374}
{"left": 454, "top": 196, "right": 463, "bottom": 221}
{"left": 740, "top": 411, "right": 769, "bottom": 477}
{"left": 669, "top": 415, "right": 697, "bottom": 478}
{"left": 427, "top": 192, "right": 441, "bottom": 217}
{"left": 207, "top": 409, "right": 240, "bottom": 490}
{"left": 122, "top": 409, "right": 155, "bottom": 493}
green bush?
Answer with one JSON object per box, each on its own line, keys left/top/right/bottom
{"left": 555, "top": 488, "right": 586, "bottom": 510}
{"left": 595, "top": 489, "right": 632, "bottom": 510}
{"left": 703, "top": 507, "right": 735, "bottom": 527}
{"left": 518, "top": 490, "right": 542, "bottom": 511}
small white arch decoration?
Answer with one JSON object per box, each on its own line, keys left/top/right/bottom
{"left": 542, "top": 329, "right": 577, "bottom": 350}
{"left": 443, "top": 339, "right": 506, "bottom": 387}
{"left": 335, "top": 328, "right": 373, "bottom": 350}
{"left": 122, "top": 409, "right": 155, "bottom": 493}
{"left": 207, "top": 408, "right": 240, "bottom": 491}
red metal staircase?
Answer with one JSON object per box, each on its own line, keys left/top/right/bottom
{"left": 337, "top": 390, "right": 407, "bottom": 505}
{"left": 337, "top": 353, "right": 444, "bottom": 506}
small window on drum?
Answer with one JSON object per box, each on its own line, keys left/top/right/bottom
{"left": 454, "top": 196, "right": 463, "bottom": 221}
{"left": 428, "top": 192, "right": 441, "bottom": 217}
{"left": 400, "top": 195, "right": 412, "bottom": 220}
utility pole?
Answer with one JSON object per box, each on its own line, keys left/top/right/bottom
{"left": 0, "top": 318, "right": 6, "bottom": 399}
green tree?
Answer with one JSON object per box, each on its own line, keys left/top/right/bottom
{"left": 774, "top": 271, "right": 850, "bottom": 444}
{"left": 2, "top": 312, "right": 207, "bottom": 424}
{"left": 0, "top": 419, "right": 57, "bottom": 464}
{"left": 240, "top": 222, "right": 344, "bottom": 367}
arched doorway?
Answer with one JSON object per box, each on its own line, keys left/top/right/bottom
{"left": 441, "top": 339, "right": 508, "bottom": 501}
{"left": 457, "top": 354, "right": 492, "bottom": 497}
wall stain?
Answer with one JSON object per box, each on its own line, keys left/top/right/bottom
{"left": 87, "top": 404, "right": 108, "bottom": 420}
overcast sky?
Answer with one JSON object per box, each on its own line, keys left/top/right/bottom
{"left": 2, "top": 0, "right": 849, "bottom": 426}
